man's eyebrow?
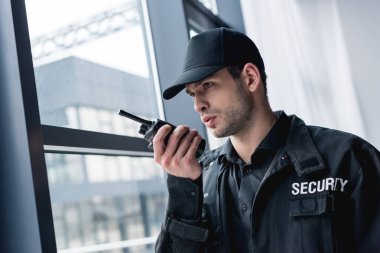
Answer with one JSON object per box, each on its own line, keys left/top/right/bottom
{"left": 185, "top": 83, "right": 202, "bottom": 94}
{"left": 184, "top": 70, "right": 219, "bottom": 94}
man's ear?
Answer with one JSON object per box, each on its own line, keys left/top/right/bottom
{"left": 242, "top": 63, "right": 261, "bottom": 92}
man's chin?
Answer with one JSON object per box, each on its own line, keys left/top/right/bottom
{"left": 210, "top": 129, "right": 228, "bottom": 138}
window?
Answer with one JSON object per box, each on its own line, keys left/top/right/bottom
{"left": 25, "top": 0, "right": 166, "bottom": 252}
{"left": 2, "top": 0, "right": 245, "bottom": 252}
{"left": 183, "top": 0, "right": 227, "bottom": 36}
{"left": 46, "top": 154, "right": 166, "bottom": 252}
{"left": 26, "top": 0, "right": 159, "bottom": 135}
{"left": 198, "top": 0, "right": 218, "bottom": 15}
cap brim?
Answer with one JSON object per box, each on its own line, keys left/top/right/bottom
{"left": 163, "top": 65, "right": 226, "bottom": 100}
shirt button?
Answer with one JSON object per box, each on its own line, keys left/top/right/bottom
{"left": 241, "top": 204, "right": 248, "bottom": 212}
{"left": 246, "top": 168, "right": 252, "bottom": 174}
{"left": 190, "top": 191, "right": 196, "bottom": 196}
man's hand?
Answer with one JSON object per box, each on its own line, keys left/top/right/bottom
{"left": 153, "top": 124, "right": 202, "bottom": 180}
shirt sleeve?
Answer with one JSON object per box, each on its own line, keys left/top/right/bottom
{"left": 166, "top": 174, "right": 203, "bottom": 220}
{"left": 155, "top": 174, "right": 209, "bottom": 253}
{"left": 351, "top": 144, "right": 380, "bottom": 251}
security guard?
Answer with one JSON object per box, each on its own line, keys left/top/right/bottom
{"left": 153, "top": 28, "right": 380, "bottom": 253}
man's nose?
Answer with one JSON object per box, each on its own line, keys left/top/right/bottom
{"left": 194, "top": 95, "right": 208, "bottom": 113}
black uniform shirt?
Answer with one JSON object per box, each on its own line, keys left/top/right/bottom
{"left": 158, "top": 111, "right": 380, "bottom": 253}
{"left": 217, "top": 112, "right": 290, "bottom": 252}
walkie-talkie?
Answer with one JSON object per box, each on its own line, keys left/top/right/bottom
{"left": 118, "top": 109, "right": 206, "bottom": 159}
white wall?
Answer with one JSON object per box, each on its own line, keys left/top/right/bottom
{"left": 336, "top": 0, "right": 380, "bottom": 149}
{"left": 241, "top": 0, "right": 380, "bottom": 149}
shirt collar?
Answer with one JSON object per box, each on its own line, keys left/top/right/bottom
{"left": 257, "top": 111, "right": 290, "bottom": 152}
{"left": 218, "top": 139, "right": 239, "bottom": 164}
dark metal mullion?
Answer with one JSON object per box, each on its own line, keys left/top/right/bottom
{"left": 9, "top": 0, "right": 57, "bottom": 252}
{"left": 42, "top": 125, "right": 152, "bottom": 156}
{"left": 185, "top": 0, "right": 229, "bottom": 28}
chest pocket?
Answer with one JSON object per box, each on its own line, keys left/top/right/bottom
{"left": 290, "top": 193, "right": 337, "bottom": 253}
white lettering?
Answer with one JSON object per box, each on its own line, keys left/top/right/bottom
{"left": 292, "top": 183, "right": 300, "bottom": 195}
{"left": 300, "top": 182, "right": 308, "bottom": 194}
{"left": 317, "top": 180, "right": 325, "bottom": 192}
{"left": 308, "top": 181, "right": 317, "bottom": 194}
{"left": 291, "top": 177, "right": 349, "bottom": 195}
{"left": 325, "top": 178, "right": 335, "bottom": 191}
{"left": 301, "top": 182, "right": 307, "bottom": 194}
{"left": 334, "top": 178, "right": 339, "bottom": 190}
{"left": 339, "top": 178, "right": 348, "bottom": 192}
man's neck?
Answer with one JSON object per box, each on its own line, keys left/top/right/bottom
{"left": 230, "top": 109, "right": 277, "bottom": 163}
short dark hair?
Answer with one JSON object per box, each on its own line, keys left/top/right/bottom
{"left": 226, "top": 65, "right": 267, "bottom": 97}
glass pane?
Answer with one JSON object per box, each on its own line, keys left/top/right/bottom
{"left": 25, "top": 0, "right": 158, "bottom": 137}
{"left": 46, "top": 153, "right": 167, "bottom": 252}
{"left": 198, "top": 0, "right": 218, "bottom": 14}
{"left": 189, "top": 29, "right": 199, "bottom": 38}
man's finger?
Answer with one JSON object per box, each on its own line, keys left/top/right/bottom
{"left": 185, "top": 135, "right": 202, "bottom": 159}
{"left": 164, "top": 125, "right": 189, "bottom": 158}
{"left": 152, "top": 124, "right": 172, "bottom": 157}
{"left": 175, "top": 129, "right": 198, "bottom": 158}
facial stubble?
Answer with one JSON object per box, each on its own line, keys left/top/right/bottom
{"left": 211, "top": 80, "right": 254, "bottom": 138}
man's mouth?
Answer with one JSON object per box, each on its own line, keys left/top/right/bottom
{"left": 201, "top": 115, "right": 217, "bottom": 126}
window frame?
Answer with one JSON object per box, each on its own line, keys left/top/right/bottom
{"left": 183, "top": 0, "right": 229, "bottom": 33}
{"left": 1, "top": 0, "right": 246, "bottom": 252}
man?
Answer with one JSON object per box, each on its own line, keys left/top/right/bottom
{"left": 153, "top": 27, "right": 380, "bottom": 252}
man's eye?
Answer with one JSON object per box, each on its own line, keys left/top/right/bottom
{"left": 203, "top": 82, "right": 213, "bottom": 89}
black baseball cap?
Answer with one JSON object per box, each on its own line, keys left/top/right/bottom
{"left": 163, "top": 27, "right": 265, "bottom": 100}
